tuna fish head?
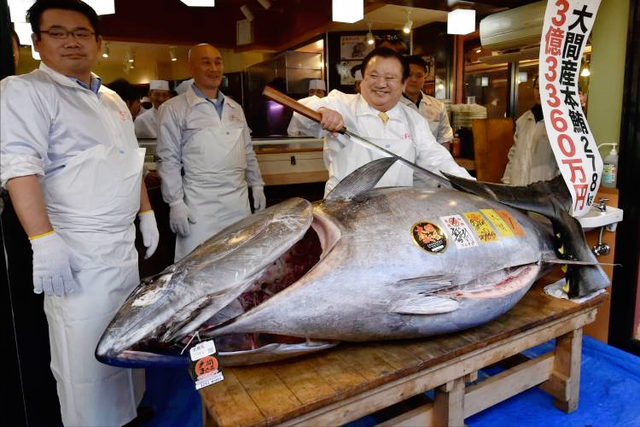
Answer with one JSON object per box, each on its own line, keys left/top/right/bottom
{"left": 95, "top": 197, "right": 338, "bottom": 367}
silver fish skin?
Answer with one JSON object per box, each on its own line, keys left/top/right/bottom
{"left": 96, "top": 186, "right": 559, "bottom": 367}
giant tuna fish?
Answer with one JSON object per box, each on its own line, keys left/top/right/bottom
{"left": 96, "top": 157, "right": 609, "bottom": 367}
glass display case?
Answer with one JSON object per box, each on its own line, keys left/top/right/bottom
{"left": 245, "top": 51, "right": 323, "bottom": 137}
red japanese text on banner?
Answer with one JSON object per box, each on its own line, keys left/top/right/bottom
{"left": 539, "top": 0, "right": 602, "bottom": 217}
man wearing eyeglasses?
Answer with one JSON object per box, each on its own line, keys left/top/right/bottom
{"left": 0, "top": 1, "right": 157, "bottom": 425}
{"left": 289, "top": 47, "right": 471, "bottom": 196}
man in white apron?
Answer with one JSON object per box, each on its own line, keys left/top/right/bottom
{"left": 0, "top": 2, "right": 159, "bottom": 425}
{"left": 401, "top": 55, "right": 454, "bottom": 151}
{"left": 288, "top": 47, "right": 471, "bottom": 196}
{"left": 156, "top": 44, "right": 266, "bottom": 261}
{"left": 134, "top": 79, "right": 172, "bottom": 139}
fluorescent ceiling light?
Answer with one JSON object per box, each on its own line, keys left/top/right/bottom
{"left": 332, "top": 0, "right": 363, "bottom": 23}
{"left": 447, "top": 9, "right": 475, "bottom": 35}
{"left": 8, "top": 0, "right": 35, "bottom": 23}
{"left": 180, "top": 0, "right": 215, "bottom": 6}
{"left": 240, "top": 4, "right": 254, "bottom": 21}
{"left": 84, "top": 0, "right": 115, "bottom": 15}
{"left": 14, "top": 22, "right": 33, "bottom": 46}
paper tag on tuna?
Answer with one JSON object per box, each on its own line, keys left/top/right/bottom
{"left": 189, "top": 340, "right": 224, "bottom": 390}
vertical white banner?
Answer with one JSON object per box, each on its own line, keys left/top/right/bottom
{"left": 539, "top": 0, "right": 602, "bottom": 217}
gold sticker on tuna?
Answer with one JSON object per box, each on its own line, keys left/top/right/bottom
{"left": 495, "top": 210, "right": 526, "bottom": 237}
{"left": 481, "top": 209, "right": 514, "bottom": 237}
{"left": 464, "top": 212, "right": 498, "bottom": 243}
{"left": 411, "top": 221, "right": 447, "bottom": 253}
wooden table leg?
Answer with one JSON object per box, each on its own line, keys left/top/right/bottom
{"left": 434, "top": 377, "right": 465, "bottom": 427}
{"left": 540, "top": 328, "right": 583, "bottom": 413}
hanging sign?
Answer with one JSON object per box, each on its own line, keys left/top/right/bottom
{"left": 538, "top": 0, "right": 602, "bottom": 217}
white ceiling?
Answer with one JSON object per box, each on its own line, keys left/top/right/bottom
{"left": 330, "top": 4, "right": 448, "bottom": 32}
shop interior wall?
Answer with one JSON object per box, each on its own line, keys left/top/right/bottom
{"left": 412, "top": 22, "right": 452, "bottom": 100}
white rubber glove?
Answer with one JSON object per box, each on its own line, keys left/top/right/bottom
{"left": 138, "top": 210, "right": 159, "bottom": 259}
{"left": 169, "top": 200, "right": 196, "bottom": 237}
{"left": 252, "top": 186, "right": 267, "bottom": 211}
{"left": 29, "top": 231, "right": 80, "bottom": 297}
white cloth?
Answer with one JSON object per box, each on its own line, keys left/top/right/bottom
{"left": 134, "top": 107, "right": 160, "bottom": 139}
{"left": 156, "top": 86, "right": 265, "bottom": 260}
{"left": 1, "top": 62, "right": 144, "bottom": 426}
{"left": 287, "top": 90, "right": 471, "bottom": 195}
{"left": 401, "top": 92, "right": 453, "bottom": 145}
{"left": 149, "top": 79, "right": 169, "bottom": 91}
{"left": 501, "top": 109, "right": 560, "bottom": 186}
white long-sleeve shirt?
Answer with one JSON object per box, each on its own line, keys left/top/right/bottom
{"left": 134, "top": 107, "right": 159, "bottom": 139}
{"left": 1, "top": 62, "right": 138, "bottom": 188}
{"left": 155, "top": 86, "right": 264, "bottom": 205}
{"left": 287, "top": 90, "right": 471, "bottom": 194}
{"left": 400, "top": 92, "right": 453, "bottom": 145}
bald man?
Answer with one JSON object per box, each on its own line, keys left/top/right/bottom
{"left": 156, "top": 44, "right": 266, "bottom": 260}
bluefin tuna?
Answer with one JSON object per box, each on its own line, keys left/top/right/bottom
{"left": 96, "top": 157, "right": 609, "bottom": 367}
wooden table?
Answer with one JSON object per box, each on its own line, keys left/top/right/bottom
{"left": 200, "top": 278, "right": 606, "bottom": 427}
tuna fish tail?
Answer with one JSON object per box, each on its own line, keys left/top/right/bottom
{"left": 442, "top": 174, "right": 609, "bottom": 298}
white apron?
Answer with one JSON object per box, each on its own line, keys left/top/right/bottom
{"left": 175, "top": 124, "right": 251, "bottom": 260}
{"left": 42, "top": 143, "right": 145, "bottom": 427}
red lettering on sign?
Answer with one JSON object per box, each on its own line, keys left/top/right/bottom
{"left": 551, "top": 109, "right": 568, "bottom": 132}
{"left": 544, "top": 27, "right": 565, "bottom": 56}
{"left": 562, "top": 158, "right": 587, "bottom": 183}
{"left": 557, "top": 134, "right": 576, "bottom": 156}
{"left": 573, "top": 184, "right": 588, "bottom": 211}
{"left": 545, "top": 56, "right": 558, "bottom": 82}
{"left": 552, "top": 0, "right": 569, "bottom": 26}
{"left": 545, "top": 84, "right": 561, "bottom": 107}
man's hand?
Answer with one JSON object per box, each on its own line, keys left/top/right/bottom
{"left": 169, "top": 200, "right": 196, "bottom": 237}
{"left": 30, "top": 231, "right": 80, "bottom": 297}
{"left": 252, "top": 187, "right": 267, "bottom": 211}
{"left": 138, "top": 210, "right": 159, "bottom": 259}
{"left": 318, "top": 107, "right": 345, "bottom": 136}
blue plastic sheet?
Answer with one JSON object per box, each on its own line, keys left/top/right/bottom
{"left": 139, "top": 336, "right": 640, "bottom": 427}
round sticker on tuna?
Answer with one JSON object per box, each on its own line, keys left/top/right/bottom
{"left": 411, "top": 221, "right": 447, "bottom": 254}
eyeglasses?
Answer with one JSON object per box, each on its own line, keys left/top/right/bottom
{"left": 40, "top": 28, "right": 95, "bottom": 40}
{"left": 365, "top": 73, "right": 402, "bottom": 84}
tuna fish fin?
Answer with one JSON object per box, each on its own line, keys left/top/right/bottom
{"left": 325, "top": 157, "right": 397, "bottom": 202}
{"left": 392, "top": 295, "right": 459, "bottom": 315}
{"left": 442, "top": 174, "right": 610, "bottom": 298}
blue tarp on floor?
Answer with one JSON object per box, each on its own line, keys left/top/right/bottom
{"left": 140, "top": 336, "right": 640, "bottom": 427}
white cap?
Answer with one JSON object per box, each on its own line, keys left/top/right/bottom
{"left": 354, "top": 70, "right": 363, "bottom": 81}
{"left": 309, "top": 79, "right": 326, "bottom": 91}
{"left": 141, "top": 96, "right": 151, "bottom": 103}
{"left": 149, "top": 80, "right": 170, "bottom": 91}
{"left": 175, "top": 78, "right": 194, "bottom": 95}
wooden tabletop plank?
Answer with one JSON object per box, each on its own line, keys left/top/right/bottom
{"left": 200, "top": 368, "right": 266, "bottom": 427}
{"left": 332, "top": 343, "right": 400, "bottom": 381}
{"left": 232, "top": 365, "right": 303, "bottom": 422}
{"left": 270, "top": 357, "right": 336, "bottom": 406}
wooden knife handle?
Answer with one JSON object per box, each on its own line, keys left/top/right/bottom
{"left": 262, "top": 85, "right": 323, "bottom": 123}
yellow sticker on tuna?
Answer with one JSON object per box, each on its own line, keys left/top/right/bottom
{"left": 496, "top": 210, "right": 526, "bottom": 237}
{"left": 481, "top": 209, "right": 514, "bottom": 237}
{"left": 464, "top": 212, "right": 498, "bottom": 243}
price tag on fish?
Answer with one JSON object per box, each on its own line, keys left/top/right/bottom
{"left": 189, "top": 340, "right": 224, "bottom": 390}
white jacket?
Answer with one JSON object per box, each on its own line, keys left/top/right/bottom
{"left": 502, "top": 109, "right": 560, "bottom": 186}
{"left": 288, "top": 90, "right": 471, "bottom": 194}
{"left": 400, "top": 92, "right": 453, "bottom": 145}
{"left": 134, "top": 106, "right": 159, "bottom": 139}
{"left": 156, "top": 86, "right": 264, "bottom": 206}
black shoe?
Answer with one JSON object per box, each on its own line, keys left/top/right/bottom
{"left": 122, "top": 405, "right": 155, "bottom": 427}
